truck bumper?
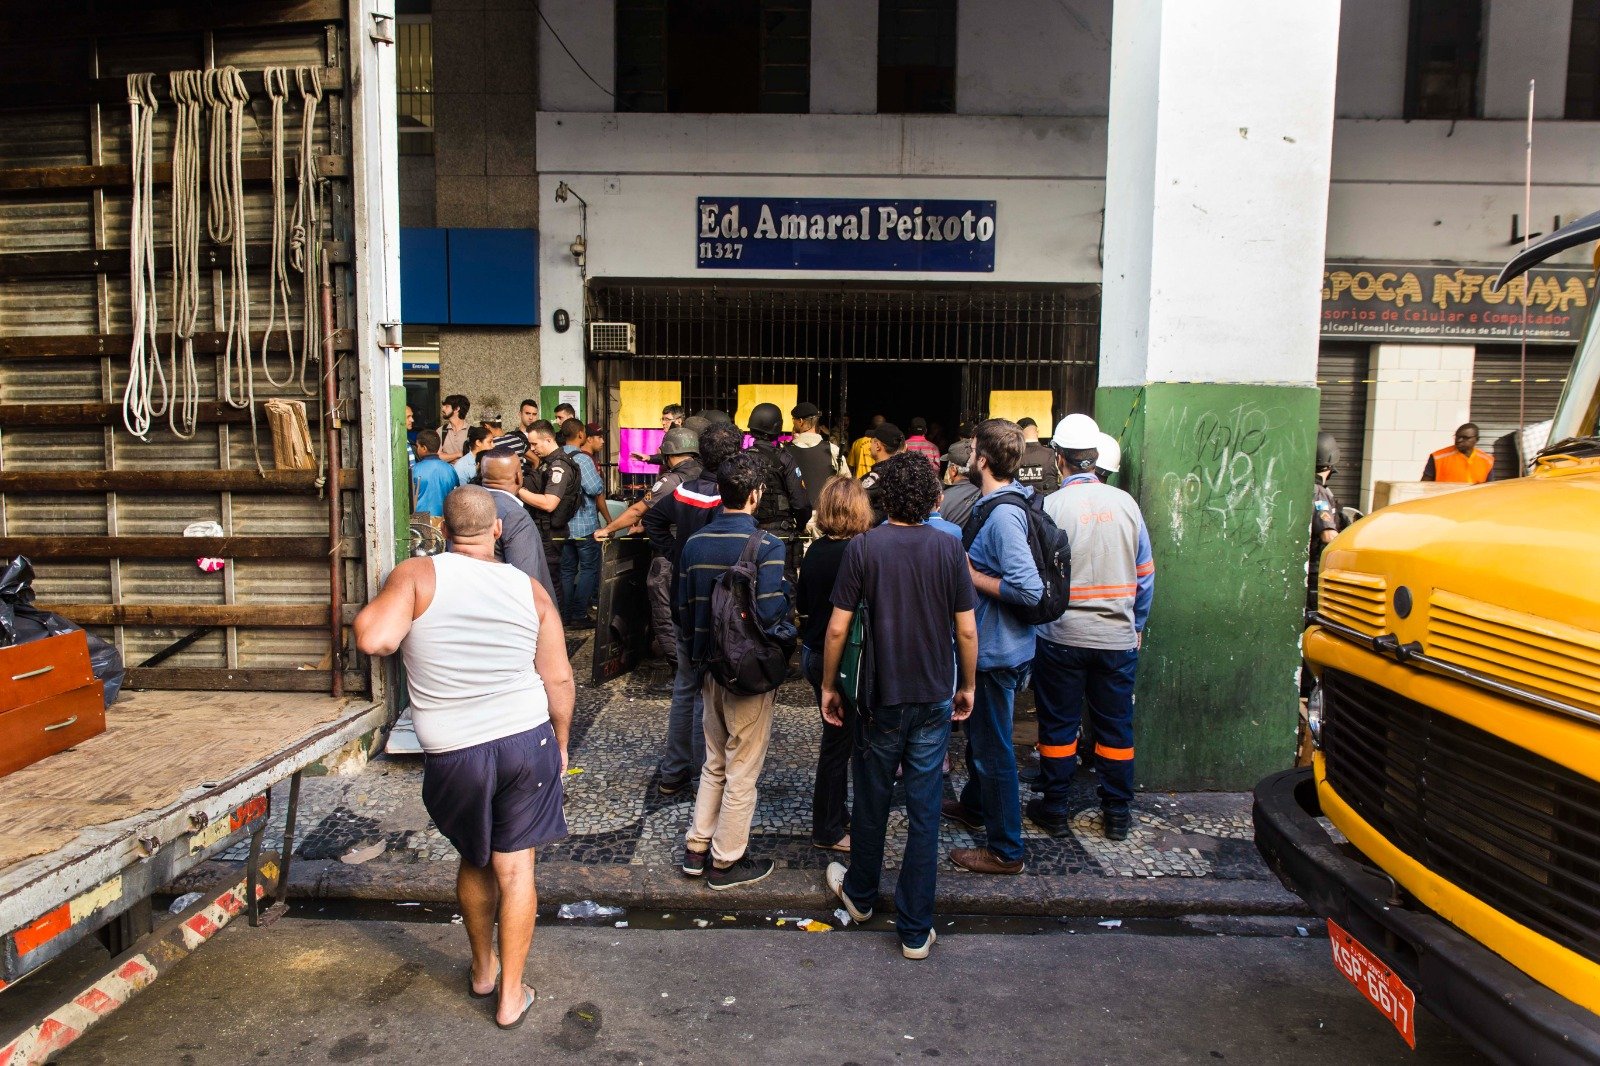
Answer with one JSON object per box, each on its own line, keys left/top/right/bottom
{"left": 1253, "top": 767, "right": 1600, "bottom": 1065}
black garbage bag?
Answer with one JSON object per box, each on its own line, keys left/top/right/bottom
{"left": 1, "top": 555, "right": 125, "bottom": 707}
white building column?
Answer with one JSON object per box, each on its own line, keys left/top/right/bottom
{"left": 1361, "top": 344, "right": 1475, "bottom": 507}
{"left": 1095, "top": 0, "right": 1340, "bottom": 788}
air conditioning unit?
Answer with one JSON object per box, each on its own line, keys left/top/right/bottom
{"left": 588, "top": 321, "right": 636, "bottom": 354}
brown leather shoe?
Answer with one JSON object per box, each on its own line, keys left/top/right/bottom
{"left": 949, "top": 847, "right": 1025, "bottom": 875}
{"left": 940, "top": 799, "right": 985, "bottom": 831}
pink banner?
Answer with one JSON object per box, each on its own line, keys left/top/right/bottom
{"left": 619, "top": 427, "right": 666, "bottom": 475}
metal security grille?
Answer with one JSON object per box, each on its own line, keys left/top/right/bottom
{"left": 1322, "top": 668, "right": 1600, "bottom": 967}
{"left": 590, "top": 280, "right": 1100, "bottom": 432}
{"left": 1316, "top": 345, "right": 1369, "bottom": 489}
{"left": 1471, "top": 345, "right": 1574, "bottom": 477}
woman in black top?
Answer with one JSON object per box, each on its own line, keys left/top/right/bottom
{"left": 797, "top": 476, "right": 875, "bottom": 850}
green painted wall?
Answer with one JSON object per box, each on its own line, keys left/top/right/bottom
{"left": 1096, "top": 382, "right": 1318, "bottom": 789}
{"left": 392, "top": 385, "right": 411, "bottom": 565}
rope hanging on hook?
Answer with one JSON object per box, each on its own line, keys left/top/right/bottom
{"left": 292, "top": 65, "right": 324, "bottom": 399}
{"left": 204, "top": 67, "right": 264, "bottom": 472}
{"left": 166, "top": 69, "right": 204, "bottom": 440}
{"left": 261, "top": 67, "right": 297, "bottom": 389}
{"left": 124, "top": 73, "right": 167, "bottom": 440}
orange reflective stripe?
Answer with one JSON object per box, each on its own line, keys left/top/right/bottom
{"left": 1037, "top": 741, "right": 1078, "bottom": 758}
{"left": 1094, "top": 743, "right": 1135, "bottom": 761}
{"left": 14, "top": 903, "right": 71, "bottom": 955}
{"left": 1135, "top": 561, "right": 1155, "bottom": 577}
{"left": 1073, "top": 582, "right": 1137, "bottom": 593}
{"left": 1070, "top": 587, "right": 1136, "bottom": 601}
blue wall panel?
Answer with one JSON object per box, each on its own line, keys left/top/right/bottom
{"left": 400, "top": 227, "right": 449, "bottom": 324}
{"left": 447, "top": 228, "right": 538, "bottom": 326}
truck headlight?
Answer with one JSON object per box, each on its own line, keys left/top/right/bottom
{"left": 1306, "top": 683, "right": 1324, "bottom": 750}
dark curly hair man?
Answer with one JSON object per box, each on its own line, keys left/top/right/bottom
{"left": 872, "top": 451, "right": 943, "bottom": 526}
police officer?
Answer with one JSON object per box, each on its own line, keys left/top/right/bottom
{"left": 784, "top": 401, "right": 847, "bottom": 510}
{"left": 595, "top": 426, "right": 703, "bottom": 670}
{"left": 858, "top": 421, "right": 905, "bottom": 525}
{"left": 745, "top": 402, "right": 811, "bottom": 534}
{"left": 1015, "top": 417, "right": 1061, "bottom": 495}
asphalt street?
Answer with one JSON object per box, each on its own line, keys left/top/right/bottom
{"left": 36, "top": 912, "right": 1486, "bottom": 1065}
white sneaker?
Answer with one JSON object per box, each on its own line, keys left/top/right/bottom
{"left": 901, "top": 928, "right": 937, "bottom": 960}
{"left": 826, "top": 861, "right": 873, "bottom": 922}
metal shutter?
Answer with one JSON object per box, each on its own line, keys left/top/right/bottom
{"left": 1317, "top": 345, "right": 1369, "bottom": 485}
{"left": 1471, "top": 346, "right": 1574, "bottom": 478}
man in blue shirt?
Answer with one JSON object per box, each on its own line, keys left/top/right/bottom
{"left": 558, "top": 418, "right": 608, "bottom": 629}
{"left": 943, "top": 419, "right": 1042, "bottom": 875}
{"left": 411, "top": 429, "right": 460, "bottom": 518}
{"left": 675, "top": 451, "right": 794, "bottom": 891}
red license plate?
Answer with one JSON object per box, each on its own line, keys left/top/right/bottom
{"left": 1328, "top": 920, "right": 1417, "bottom": 1048}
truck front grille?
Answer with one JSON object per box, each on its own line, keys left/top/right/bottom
{"left": 1426, "top": 589, "right": 1600, "bottom": 714}
{"left": 1322, "top": 668, "right": 1600, "bottom": 967}
{"left": 1318, "top": 570, "right": 1387, "bottom": 637}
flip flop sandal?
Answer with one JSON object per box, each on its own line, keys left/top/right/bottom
{"left": 468, "top": 962, "right": 500, "bottom": 999}
{"left": 496, "top": 985, "right": 536, "bottom": 1031}
{"left": 812, "top": 836, "right": 851, "bottom": 853}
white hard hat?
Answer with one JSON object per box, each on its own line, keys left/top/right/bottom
{"left": 1050, "top": 413, "right": 1101, "bottom": 451}
{"left": 1095, "top": 432, "right": 1122, "bottom": 473}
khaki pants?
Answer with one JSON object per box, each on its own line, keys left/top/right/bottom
{"left": 687, "top": 677, "right": 778, "bottom": 865}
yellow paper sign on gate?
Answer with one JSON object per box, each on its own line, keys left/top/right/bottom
{"left": 987, "top": 391, "right": 1054, "bottom": 432}
{"left": 618, "top": 381, "right": 682, "bottom": 429}
{"left": 735, "top": 384, "right": 798, "bottom": 433}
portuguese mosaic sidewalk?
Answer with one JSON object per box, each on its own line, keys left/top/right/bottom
{"left": 195, "top": 635, "right": 1303, "bottom": 917}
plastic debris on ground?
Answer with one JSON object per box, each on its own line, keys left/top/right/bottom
{"left": 722, "top": 997, "right": 736, "bottom": 1007}
{"left": 450, "top": 914, "right": 463, "bottom": 925}
{"left": 340, "top": 839, "right": 386, "bottom": 865}
{"left": 557, "top": 900, "right": 624, "bottom": 920}
{"left": 832, "top": 908, "right": 852, "bottom": 927}
{"left": 1098, "top": 919, "right": 1122, "bottom": 929}
{"left": 614, "top": 921, "right": 629, "bottom": 928}
{"left": 1296, "top": 925, "right": 1310, "bottom": 937}
{"left": 693, "top": 918, "right": 711, "bottom": 928}
{"left": 721, "top": 914, "right": 736, "bottom": 922}
{"left": 796, "top": 919, "right": 833, "bottom": 932}
{"left": 167, "top": 892, "right": 203, "bottom": 914}
{"left": 394, "top": 902, "right": 422, "bottom": 908}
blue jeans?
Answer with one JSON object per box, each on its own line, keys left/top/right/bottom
{"left": 559, "top": 535, "right": 601, "bottom": 623}
{"left": 958, "top": 664, "right": 1030, "bottom": 864}
{"left": 659, "top": 632, "right": 705, "bottom": 783}
{"left": 843, "top": 700, "right": 953, "bottom": 947}
{"left": 802, "top": 645, "right": 854, "bottom": 845}
{"left": 1032, "top": 638, "right": 1138, "bottom": 813}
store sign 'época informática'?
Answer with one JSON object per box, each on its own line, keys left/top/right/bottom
{"left": 697, "top": 197, "right": 996, "bottom": 272}
{"left": 1322, "top": 262, "right": 1594, "bottom": 344}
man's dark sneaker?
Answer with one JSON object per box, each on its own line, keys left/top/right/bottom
{"left": 707, "top": 854, "right": 775, "bottom": 890}
{"left": 657, "top": 774, "right": 691, "bottom": 796}
{"left": 681, "top": 847, "right": 707, "bottom": 877}
{"left": 1025, "top": 798, "right": 1072, "bottom": 836}
{"left": 948, "top": 847, "right": 1025, "bottom": 875}
{"left": 1103, "top": 807, "right": 1132, "bottom": 841}
{"left": 940, "top": 799, "right": 984, "bottom": 831}
{"left": 567, "top": 618, "right": 596, "bottom": 631}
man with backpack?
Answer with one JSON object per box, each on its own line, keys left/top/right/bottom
{"left": 783, "top": 401, "right": 848, "bottom": 510}
{"left": 944, "top": 419, "right": 1047, "bottom": 875}
{"left": 676, "top": 451, "right": 795, "bottom": 889}
{"left": 515, "top": 420, "right": 583, "bottom": 615}
{"left": 1029, "top": 414, "right": 1154, "bottom": 842}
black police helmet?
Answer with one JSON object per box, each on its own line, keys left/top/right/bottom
{"left": 747, "top": 402, "right": 783, "bottom": 437}
{"left": 1315, "top": 431, "right": 1339, "bottom": 473}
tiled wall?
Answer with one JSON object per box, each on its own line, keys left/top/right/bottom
{"left": 1360, "top": 344, "right": 1475, "bottom": 509}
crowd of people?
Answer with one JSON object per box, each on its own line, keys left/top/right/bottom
{"left": 369, "top": 389, "right": 1156, "bottom": 1004}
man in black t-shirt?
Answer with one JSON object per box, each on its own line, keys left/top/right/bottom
{"left": 820, "top": 452, "right": 977, "bottom": 960}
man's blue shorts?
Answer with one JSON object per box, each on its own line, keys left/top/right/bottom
{"left": 421, "top": 722, "right": 568, "bottom": 868}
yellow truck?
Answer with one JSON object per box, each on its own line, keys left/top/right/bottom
{"left": 1254, "top": 213, "right": 1600, "bottom": 1063}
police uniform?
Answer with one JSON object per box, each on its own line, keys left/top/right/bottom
{"left": 525, "top": 449, "right": 582, "bottom": 612}
{"left": 1016, "top": 440, "right": 1061, "bottom": 495}
{"left": 1308, "top": 478, "right": 1343, "bottom": 612}
{"left": 640, "top": 457, "right": 704, "bottom": 666}
{"left": 749, "top": 439, "right": 810, "bottom": 534}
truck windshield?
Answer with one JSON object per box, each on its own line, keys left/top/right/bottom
{"left": 1551, "top": 268, "right": 1600, "bottom": 444}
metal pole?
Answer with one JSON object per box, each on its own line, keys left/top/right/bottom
{"left": 322, "top": 247, "right": 344, "bottom": 699}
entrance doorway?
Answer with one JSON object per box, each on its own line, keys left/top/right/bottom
{"left": 589, "top": 280, "right": 1099, "bottom": 458}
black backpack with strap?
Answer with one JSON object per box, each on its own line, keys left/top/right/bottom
{"left": 706, "top": 531, "right": 796, "bottom": 695}
{"left": 534, "top": 450, "right": 583, "bottom": 533}
{"left": 962, "top": 491, "right": 1072, "bottom": 626}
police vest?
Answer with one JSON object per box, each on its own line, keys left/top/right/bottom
{"left": 749, "top": 441, "right": 797, "bottom": 529}
{"left": 1430, "top": 446, "right": 1493, "bottom": 484}
{"left": 1016, "top": 441, "right": 1061, "bottom": 494}
{"left": 785, "top": 440, "right": 839, "bottom": 500}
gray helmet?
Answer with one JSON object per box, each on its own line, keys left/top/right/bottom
{"left": 747, "top": 402, "right": 783, "bottom": 437}
{"left": 1315, "top": 431, "right": 1339, "bottom": 473}
{"left": 682, "top": 415, "right": 711, "bottom": 436}
{"left": 698, "top": 409, "right": 732, "bottom": 425}
{"left": 660, "top": 425, "right": 700, "bottom": 457}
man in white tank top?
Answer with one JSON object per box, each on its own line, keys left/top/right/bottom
{"left": 355, "top": 485, "right": 574, "bottom": 1030}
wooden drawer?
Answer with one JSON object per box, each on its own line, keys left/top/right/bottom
{"left": 0, "top": 631, "right": 95, "bottom": 713}
{"left": 0, "top": 683, "right": 107, "bottom": 778}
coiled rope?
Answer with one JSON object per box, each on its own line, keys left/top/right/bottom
{"left": 261, "top": 67, "right": 297, "bottom": 388}
{"left": 166, "top": 69, "right": 204, "bottom": 440}
{"left": 123, "top": 73, "right": 167, "bottom": 440}
{"left": 204, "top": 67, "right": 263, "bottom": 472}
{"left": 292, "top": 66, "right": 324, "bottom": 398}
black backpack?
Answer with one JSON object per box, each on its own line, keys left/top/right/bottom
{"left": 962, "top": 492, "right": 1072, "bottom": 626}
{"left": 536, "top": 451, "right": 583, "bottom": 532}
{"left": 706, "top": 531, "right": 797, "bottom": 695}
